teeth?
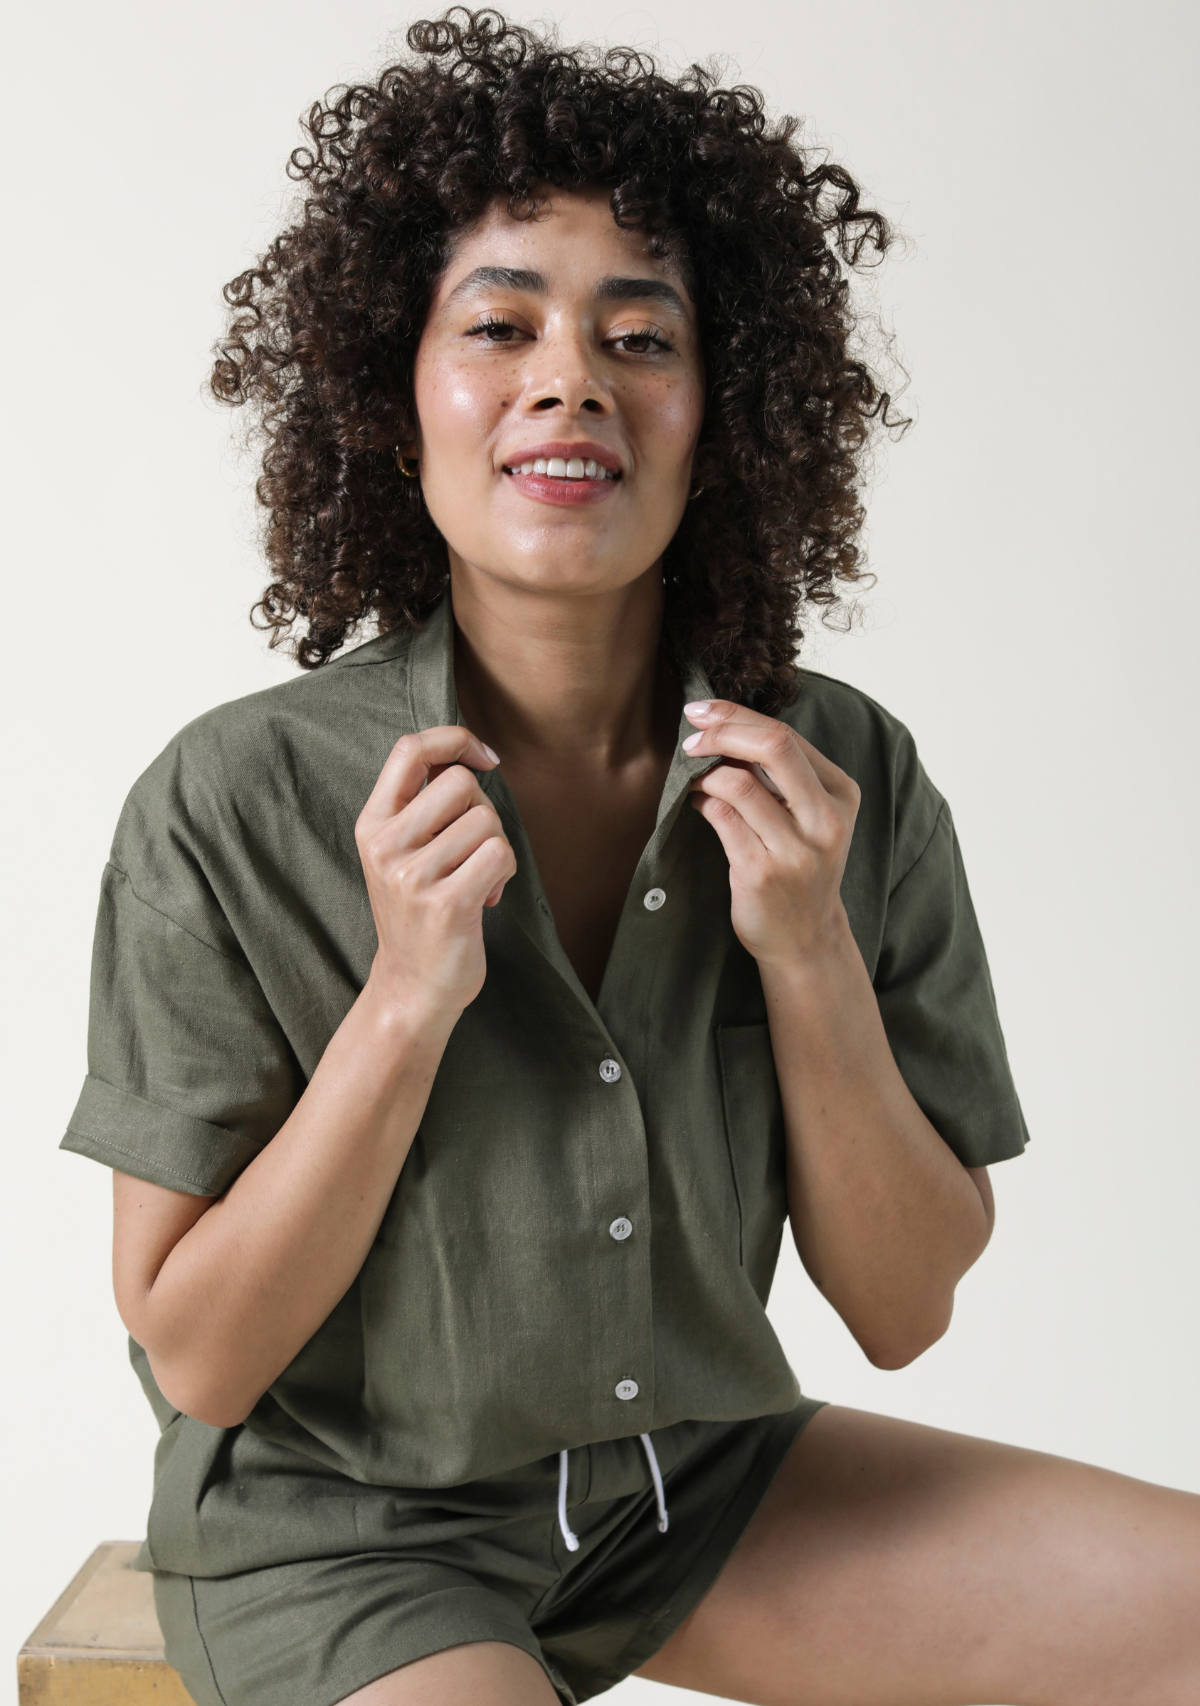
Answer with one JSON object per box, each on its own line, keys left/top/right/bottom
{"left": 509, "top": 456, "right": 617, "bottom": 480}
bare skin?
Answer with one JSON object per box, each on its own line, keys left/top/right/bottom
{"left": 109, "top": 187, "right": 1200, "bottom": 1702}
{"left": 638, "top": 1405, "right": 1200, "bottom": 1706}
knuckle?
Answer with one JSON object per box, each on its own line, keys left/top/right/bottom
{"left": 763, "top": 724, "right": 794, "bottom": 762}
{"left": 357, "top": 828, "right": 384, "bottom": 872}
{"left": 391, "top": 858, "right": 422, "bottom": 896}
{"left": 445, "top": 765, "right": 477, "bottom": 805}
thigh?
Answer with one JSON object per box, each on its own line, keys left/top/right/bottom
{"left": 342, "top": 1641, "right": 561, "bottom": 1705}
{"left": 638, "top": 1404, "right": 1200, "bottom": 1706}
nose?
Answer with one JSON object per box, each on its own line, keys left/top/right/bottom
{"left": 522, "top": 323, "right": 614, "bottom": 419}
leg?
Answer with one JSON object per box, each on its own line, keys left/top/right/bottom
{"left": 639, "top": 1405, "right": 1200, "bottom": 1706}
{"left": 341, "top": 1641, "right": 561, "bottom": 1705}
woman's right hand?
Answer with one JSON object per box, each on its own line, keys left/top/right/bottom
{"left": 354, "top": 726, "right": 517, "bottom": 1026}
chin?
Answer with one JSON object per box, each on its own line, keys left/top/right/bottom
{"left": 455, "top": 539, "right": 661, "bottom": 600}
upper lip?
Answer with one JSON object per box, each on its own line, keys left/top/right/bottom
{"left": 500, "top": 441, "right": 623, "bottom": 476}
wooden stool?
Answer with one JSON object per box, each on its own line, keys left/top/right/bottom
{"left": 18, "top": 1542, "right": 191, "bottom": 1704}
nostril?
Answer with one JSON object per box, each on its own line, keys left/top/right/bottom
{"left": 534, "top": 396, "right": 562, "bottom": 410}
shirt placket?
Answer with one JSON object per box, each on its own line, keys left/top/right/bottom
{"left": 486, "top": 667, "right": 720, "bottom": 1431}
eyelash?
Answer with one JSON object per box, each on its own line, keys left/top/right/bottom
{"left": 465, "top": 315, "right": 673, "bottom": 354}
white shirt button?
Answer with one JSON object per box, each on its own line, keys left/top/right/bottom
{"left": 599, "top": 1058, "right": 622, "bottom": 1084}
{"left": 615, "top": 1379, "right": 639, "bottom": 1401}
{"left": 643, "top": 888, "right": 666, "bottom": 911}
{"left": 609, "top": 1217, "right": 633, "bottom": 1241}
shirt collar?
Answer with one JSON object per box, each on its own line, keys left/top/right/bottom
{"left": 405, "top": 586, "right": 718, "bottom": 795}
{"left": 403, "top": 585, "right": 722, "bottom": 1027}
{"left": 405, "top": 586, "right": 460, "bottom": 731}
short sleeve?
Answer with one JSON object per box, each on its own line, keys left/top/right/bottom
{"left": 61, "top": 862, "right": 302, "bottom": 1196}
{"left": 875, "top": 802, "right": 1028, "bottom": 1168}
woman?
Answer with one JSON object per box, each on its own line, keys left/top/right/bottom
{"left": 61, "top": 11, "right": 1200, "bottom": 1705}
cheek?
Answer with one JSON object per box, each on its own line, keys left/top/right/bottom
{"left": 414, "top": 350, "right": 508, "bottom": 460}
{"left": 635, "top": 372, "right": 705, "bottom": 468}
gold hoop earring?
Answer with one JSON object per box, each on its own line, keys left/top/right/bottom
{"left": 395, "top": 448, "right": 420, "bottom": 478}
{"left": 688, "top": 483, "right": 706, "bottom": 501}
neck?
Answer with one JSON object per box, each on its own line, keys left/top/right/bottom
{"left": 449, "top": 561, "right": 676, "bottom": 773}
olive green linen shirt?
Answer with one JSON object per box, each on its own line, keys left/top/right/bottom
{"left": 62, "top": 591, "right": 1027, "bottom": 1493}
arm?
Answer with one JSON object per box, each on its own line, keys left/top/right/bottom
{"left": 683, "top": 701, "right": 993, "bottom": 1369}
{"left": 112, "top": 725, "right": 516, "bottom": 1427}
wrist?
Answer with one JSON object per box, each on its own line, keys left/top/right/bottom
{"left": 358, "top": 964, "right": 461, "bottom": 1055}
{"left": 755, "top": 902, "right": 860, "bottom": 988}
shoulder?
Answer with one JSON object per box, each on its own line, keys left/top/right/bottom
{"left": 109, "top": 626, "right": 419, "bottom": 907}
{"left": 780, "top": 669, "right": 945, "bottom": 886}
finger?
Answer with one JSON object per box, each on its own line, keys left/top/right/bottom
{"left": 371, "top": 764, "right": 491, "bottom": 862}
{"left": 411, "top": 803, "right": 511, "bottom": 886}
{"left": 690, "top": 761, "right": 795, "bottom": 856}
{"left": 683, "top": 702, "right": 858, "bottom": 830}
{"left": 359, "top": 726, "right": 498, "bottom": 835}
{"left": 690, "top": 787, "right": 770, "bottom": 871}
{"left": 791, "top": 731, "right": 860, "bottom": 807}
{"left": 682, "top": 701, "right": 820, "bottom": 799}
{"left": 442, "top": 833, "right": 518, "bottom": 911}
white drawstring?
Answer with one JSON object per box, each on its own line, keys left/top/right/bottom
{"left": 557, "top": 1449, "right": 580, "bottom": 1551}
{"left": 639, "top": 1432, "right": 669, "bottom": 1534}
{"left": 556, "top": 1435, "right": 670, "bottom": 1553}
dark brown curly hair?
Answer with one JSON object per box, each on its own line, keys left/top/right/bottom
{"left": 212, "top": 8, "right": 902, "bottom": 712}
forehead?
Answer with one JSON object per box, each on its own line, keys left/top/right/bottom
{"left": 435, "top": 186, "right": 690, "bottom": 302}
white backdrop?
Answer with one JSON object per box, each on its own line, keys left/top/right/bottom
{"left": 2, "top": 2, "right": 1197, "bottom": 1702}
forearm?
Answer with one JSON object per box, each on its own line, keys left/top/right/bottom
{"left": 129, "top": 979, "right": 454, "bottom": 1424}
{"left": 762, "top": 912, "right": 992, "bottom": 1367}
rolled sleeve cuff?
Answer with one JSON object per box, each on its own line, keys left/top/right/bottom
{"left": 60, "top": 1075, "right": 263, "bottom": 1196}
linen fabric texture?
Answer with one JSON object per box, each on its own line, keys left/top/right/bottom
{"left": 151, "top": 1401, "right": 825, "bottom": 1706}
{"left": 61, "top": 589, "right": 1028, "bottom": 1574}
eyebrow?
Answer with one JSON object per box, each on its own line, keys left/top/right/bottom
{"left": 444, "top": 266, "right": 689, "bottom": 316}
{"left": 595, "top": 275, "right": 689, "bottom": 315}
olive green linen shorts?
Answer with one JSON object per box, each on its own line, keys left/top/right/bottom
{"left": 153, "top": 1398, "right": 824, "bottom": 1706}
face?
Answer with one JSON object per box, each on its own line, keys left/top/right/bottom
{"left": 410, "top": 186, "right": 705, "bottom": 601}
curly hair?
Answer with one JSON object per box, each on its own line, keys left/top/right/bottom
{"left": 212, "top": 8, "right": 902, "bottom": 711}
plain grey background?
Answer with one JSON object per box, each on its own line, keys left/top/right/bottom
{"left": 3, "top": 2, "right": 1197, "bottom": 1701}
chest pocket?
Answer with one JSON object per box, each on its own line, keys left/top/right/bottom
{"left": 717, "top": 1022, "right": 790, "bottom": 1303}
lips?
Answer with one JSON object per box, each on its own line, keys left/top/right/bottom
{"left": 500, "top": 441, "right": 622, "bottom": 482}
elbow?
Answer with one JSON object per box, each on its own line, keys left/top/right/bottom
{"left": 182, "top": 1397, "right": 255, "bottom": 1431}
{"left": 859, "top": 1294, "right": 955, "bottom": 1371}
{"left": 148, "top": 1354, "right": 255, "bottom": 1430}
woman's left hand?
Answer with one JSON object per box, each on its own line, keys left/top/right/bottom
{"left": 683, "top": 699, "right": 861, "bottom": 969}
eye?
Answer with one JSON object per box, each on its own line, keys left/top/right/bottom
{"left": 466, "top": 315, "right": 524, "bottom": 343}
{"left": 609, "top": 327, "right": 673, "bottom": 356}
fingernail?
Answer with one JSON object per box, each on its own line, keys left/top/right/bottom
{"left": 481, "top": 744, "right": 500, "bottom": 764}
{"left": 683, "top": 700, "right": 712, "bottom": 719}
{"left": 682, "top": 731, "right": 703, "bottom": 753}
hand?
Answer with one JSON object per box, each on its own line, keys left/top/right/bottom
{"left": 683, "top": 700, "right": 860, "bottom": 969}
{"left": 354, "top": 726, "right": 517, "bottom": 1026}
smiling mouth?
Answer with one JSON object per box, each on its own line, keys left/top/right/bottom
{"left": 503, "top": 456, "right": 619, "bottom": 482}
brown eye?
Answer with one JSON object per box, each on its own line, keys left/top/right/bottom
{"left": 467, "top": 317, "right": 521, "bottom": 343}
{"left": 613, "top": 330, "right": 669, "bottom": 355}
